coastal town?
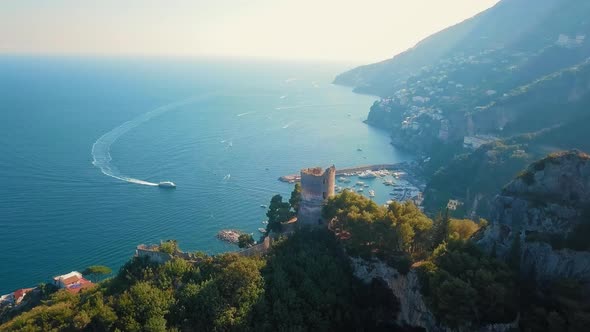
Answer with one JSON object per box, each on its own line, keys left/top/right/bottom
{"left": 367, "top": 33, "right": 587, "bottom": 155}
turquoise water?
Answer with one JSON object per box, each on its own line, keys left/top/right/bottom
{"left": 0, "top": 56, "right": 411, "bottom": 293}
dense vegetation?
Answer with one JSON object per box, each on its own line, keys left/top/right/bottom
{"left": 0, "top": 229, "right": 402, "bottom": 332}
{"left": 324, "top": 191, "right": 523, "bottom": 329}
{"left": 423, "top": 141, "right": 533, "bottom": 218}
{"left": 323, "top": 190, "right": 482, "bottom": 266}
{"left": 520, "top": 278, "right": 590, "bottom": 332}
{"left": 417, "top": 240, "right": 518, "bottom": 328}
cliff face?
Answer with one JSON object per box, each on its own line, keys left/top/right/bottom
{"left": 350, "top": 258, "right": 437, "bottom": 330}
{"left": 477, "top": 151, "right": 590, "bottom": 283}
{"left": 350, "top": 258, "right": 518, "bottom": 332}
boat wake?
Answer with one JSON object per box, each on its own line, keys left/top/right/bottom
{"left": 91, "top": 96, "right": 207, "bottom": 186}
{"left": 236, "top": 111, "right": 256, "bottom": 117}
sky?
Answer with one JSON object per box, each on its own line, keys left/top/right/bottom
{"left": 0, "top": 0, "right": 499, "bottom": 63}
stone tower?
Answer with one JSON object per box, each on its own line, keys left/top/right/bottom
{"left": 297, "top": 165, "right": 336, "bottom": 226}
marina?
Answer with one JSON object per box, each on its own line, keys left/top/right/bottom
{"left": 280, "top": 162, "right": 425, "bottom": 208}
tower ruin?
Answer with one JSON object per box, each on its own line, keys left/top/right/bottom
{"left": 297, "top": 165, "right": 336, "bottom": 226}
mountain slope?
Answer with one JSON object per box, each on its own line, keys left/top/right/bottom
{"left": 335, "top": 0, "right": 590, "bottom": 96}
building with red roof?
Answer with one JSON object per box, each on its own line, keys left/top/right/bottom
{"left": 53, "top": 271, "right": 93, "bottom": 294}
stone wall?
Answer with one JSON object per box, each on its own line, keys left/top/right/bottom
{"left": 237, "top": 236, "right": 271, "bottom": 257}
{"left": 135, "top": 247, "right": 173, "bottom": 264}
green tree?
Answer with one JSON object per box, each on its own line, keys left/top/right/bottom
{"left": 266, "top": 195, "right": 291, "bottom": 232}
{"left": 238, "top": 234, "right": 255, "bottom": 248}
{"left": 82, "top": 265, "right": 112, "bottom": 282}
{"left": 448, "top": 218, "right": 480, "bottom": 240}
{"left": 159, "top": 240, "right": 178, "bottom": 255}
{"left": 507, "top": 230, "right": 521, "bottom": 272}
{"left": 115, "top": 282, "right": 173, "bottom": 332}
{"left": 431, "top": 209, "right": 451, "bottom": 249}
{"left": 289, "top": 183, "right": 302, "bottom": 214}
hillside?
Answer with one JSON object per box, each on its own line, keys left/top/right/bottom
{"left": 334, "top": 0, "right": 590, "bottom": 219}
{"left": 335, "top": 0, "right": 590, "bottom": 157}
{"left": 335, "top": 0, "right": 590, "bottom": 97}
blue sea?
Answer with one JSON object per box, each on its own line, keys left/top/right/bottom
{"left": 0, "top": 56, "right": 411, "bottom": 294}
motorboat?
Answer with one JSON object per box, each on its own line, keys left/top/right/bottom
{"left": 260, "top": 204, "right": 268, "bottom": 209}
{"left": 357, "top": 188, "right": 364, "bottom": 192}
{"left": 355, "top": 181, "right": 365, "bottom": 186}
{"left": 158, "top": 181, "right": 176, "bottom": 188}
{"left": 369, "top": 190, "right": 375, "bottom": 197}
{"left": 258, "top": 228, "right": 267, "bottom": 234}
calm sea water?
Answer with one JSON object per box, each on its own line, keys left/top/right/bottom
{"left": 0, "top": 56, "right": 411, "bottom": 293}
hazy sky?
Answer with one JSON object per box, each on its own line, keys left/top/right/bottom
{"left": 1, "top": 0, "right": 499, "bottom": 63}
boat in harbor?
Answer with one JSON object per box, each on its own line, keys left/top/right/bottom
{"left": 383, "top": 179, "right": 395, "bottom": 186}
{"left": 357, "top": 188, "right": 364, "bottom": 192}
{"left": 355, "top": 181, "right": 365, "bottom": 186}
{"left": 260, "top": 204, "right": 268, "bottom": 208}
{"left": 358, "top": 171, "right": 377, "bottom": 179}
{"left": 258, "top": 227, "right": 267, "bottom": 234}
{"left": 369, "top": 190, "right": 375, "bottom": 197}
{"left": 158, "top": 181, "right": 176, "bottom": 188}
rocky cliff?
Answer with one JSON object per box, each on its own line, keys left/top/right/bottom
{"left": 351, "top": 257, "right": 437, "bottom": 330}
{"left": 476, "top": 150, "right": 590, "bottom": 284}
{"left": 351, "top": 257, "right": 518, "bottom": 332}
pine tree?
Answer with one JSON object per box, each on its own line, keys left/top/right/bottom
{"left": 431, "top": 208, "right": 451, "bottom": 249}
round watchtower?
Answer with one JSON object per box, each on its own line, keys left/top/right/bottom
{"left": 298, "top": 165, "right": 336, "bottom": 226}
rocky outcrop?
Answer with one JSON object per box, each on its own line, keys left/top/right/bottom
{"left": 477, "top": 150, "right": 590, "bottom": 283}
{"left": 350, "top": 257, "right": 438, "bottom": 331}
{"left": 350, "top": 258, "right": 518, "bottom": 332}
{"left": 521, "top": 242, "right": 590, "bottom": 283}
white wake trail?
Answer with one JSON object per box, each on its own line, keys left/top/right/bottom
{"left": 91, "top": 96, "right": 207, "bottom": 186}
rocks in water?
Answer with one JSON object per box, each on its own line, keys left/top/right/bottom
{"left": 216, "top": 229, "right": 243, "bottom": 244}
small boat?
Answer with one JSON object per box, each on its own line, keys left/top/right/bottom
{"left": 369, "top": 190, "right": 375, "bottom": 197}
{"left": 358, "top": 171, "right": 377, "bottom": 179}
{"left": 355, "top": 181, "right": 365, "bottom": 186}
{"left": 383, "top": 180, "right": 395, "bottom": 186}
{"left": 363, "top": 184, "right": 370, "bottom": 188}
{"left": 260, "top": 204, "right": 268, "bottom": 208}
{"left": 261, "top": 220, "right": 269, "bottom": 224}
{"left": 357, "top": 188, "right": 364, "bottom": 192}
{"left": 258, "top": 228, "right": 267, "bottom": 234}
{"left": 158, "top": 181, "right": 176, "bottom": 188}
